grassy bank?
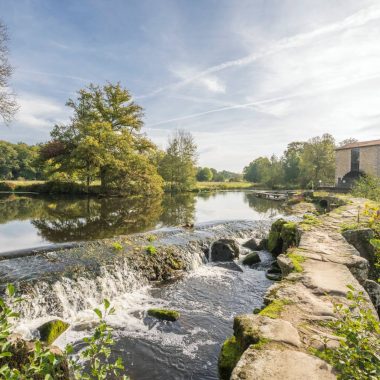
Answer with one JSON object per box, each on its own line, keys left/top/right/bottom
{"left": 193, "top": 181, "right": 255, "bottom": 192}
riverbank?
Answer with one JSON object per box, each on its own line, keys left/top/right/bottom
{"left": 224, "top": 194, "right": 380, "bottom": 379}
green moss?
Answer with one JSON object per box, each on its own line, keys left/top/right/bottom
{"left": 340, "top": 222, "right": 362, "bottom": 232}
{"left": 259, "top": 299, "right": 291, "bottom": 319}
{"left": 38, "top": 319, "right": 69, "bottom": 345}
{"left": 250, "top": 337, "right": 269, "bottom": 350}
{"left": 280, "top": 222, "right": 298, "bottom": 251}
{"left": 268, "top": 218, "right": 287, "bottom": 254}
{"left": 218, "top": 336, "right": 242, "bottom": 380}
{"left": 147, "top": 308, "right": 180, "bottom": 321}
{"left": 111, "top": 242, "right": 123, "bottom": 251}
{"left": 146, "top": 245, "right": 157, "bottom": 255}
{"left": 288, "top": 253, "right": 306, "bottom": 273}
{"left": 299, "top": 214, "right": 321, "bottom": 230}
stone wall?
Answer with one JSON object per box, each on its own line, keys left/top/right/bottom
{"left": 335, "top": 149, "right": 350, "bottom": 183}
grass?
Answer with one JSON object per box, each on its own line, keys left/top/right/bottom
{"left": 193, "top": 181, "right": 255, "bottom": 191}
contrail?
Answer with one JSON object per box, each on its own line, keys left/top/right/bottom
{"left": 147, "top": 72, "right": 380, "bottom": 127}
{"left": 137, "top": 3, "right": 380, "bottom": 100}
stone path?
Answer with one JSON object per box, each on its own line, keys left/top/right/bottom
{"left": 231, "top": 197, "right": 378, "bottom": 380}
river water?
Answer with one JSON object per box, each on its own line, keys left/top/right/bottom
{"left": 0, "top": 191, "right": 283, "bottom": 379}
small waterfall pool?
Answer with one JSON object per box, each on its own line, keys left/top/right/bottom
{"left": 52, "top": 252, "right": 272, "bottom": 380}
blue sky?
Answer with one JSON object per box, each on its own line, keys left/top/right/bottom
{"left": 1, "top": 0, "right": 380, "bottom": 171}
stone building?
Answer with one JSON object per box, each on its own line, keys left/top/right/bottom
{"left": 335, "top": 139, "right": 380, "bottom": 187}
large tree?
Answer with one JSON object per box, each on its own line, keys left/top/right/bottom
{"left": 42, "top": 83, "right": 163, "bottom": 195}
{"left": 158, "top": 130, "right": 197, "bottom": 192}
{"left": 0, "top": 21, "right": 17, "bottom": 123}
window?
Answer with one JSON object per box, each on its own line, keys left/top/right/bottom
{"left": 351, "top": 147, "right": 360, "bottom": 172}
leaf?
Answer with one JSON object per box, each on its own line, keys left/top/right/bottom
{"left": 6, "top": 284, "right": 15, "bottom": 297}
{"left": 94, "top": 308, "right": 102, "bottom": 319}
{"left": 104, "top": 299, "right": 110, "bottom": 310}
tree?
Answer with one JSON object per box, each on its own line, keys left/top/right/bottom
{"left": 243, "top": 157, "right": 271, "bottom": 183}
{"left": 158, "top": 130, "right": 197, "bottom": 192}
{"left": 196, "top": 167, "right": 213, "bottom": 181}
{"left": 42, "top": 83, "right": 163, "bottom": 195}
{"left": 0, "top": 21, "right": 17, "bottom": 123}
{"left": 339, "top": 138, "right": 358, "bottom": 147}
{"left": 299, "top": 134, "right": 336, "bottom": 186}
{"left": 283, "top": 142, "right": 305, "bottom": 185}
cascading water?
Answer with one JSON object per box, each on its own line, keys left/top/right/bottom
{"left": 1, "top": 219, "right": 278, "bottom": 379}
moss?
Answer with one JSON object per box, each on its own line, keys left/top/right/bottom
{"left": 288, "top": 253, "right": 306, "bottom": 273}
{"left": 147, "top": 308, "right": 180, "bottom": 321}
{"left": 259, "top": 299, "right": 291, "bottom": 319}
{"left": 250, "top": 337, "right": 269, "bottom": 350}
{"left": 233, "top": 315, "right": 260, "bottom": 349}
{"left": 146, "top": 245, "right": 157, "bottom": 255}
{"left": 218, "top": 336, "right": 242, "bottom": 380}
{"left": 280, "top": 222, "right": 298, "bottom": 251}
{"left": 268, "top": 218, "right": 287, "bottom": 254}
{"left": 340, "top": 222, "right": 362, "bottom": 232}
{"left": 38, "top": 319, "right": 69, "bottom": 345}
{"left": 111, "top": 242, "right": 123, "bottom": 251}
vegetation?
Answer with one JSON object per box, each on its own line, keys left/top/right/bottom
{"left": 0, "top": 21, "right": 18, "bottom": 123}
{"left": 40, "top": 83, "right": 163, "bottom": 196}
{"left": 352, "top": 175, "right": 380, "bottom": 202}
{"left": 287, "top": 252, "right": 306, "bottom": 273}
{"left": 158, "top": 130, "right": 197, "bottom": 192}
{"left": 147, "top": 308, "right": 180, "bottom": 321}
{"left": 218, "top": 336, "right": 241, "bottom": 380}
{"left": 194, "top": 181, "right": 253, "bottom": 191}
{"left": 196, "top": 167, "right": 242, "bottom": 182}
{"left": 314, "top": 288, "right": 380, "bottom": 379}
{"left": 37, "top": 320, "right": 69, "bottom": 346}
{"left": 258, "top": 299, "right": 291, "bottom": 319}
{"left": 243, "top": 134, "right": 337, "bottom": 188}
{"left": 0, "top": 285, "right": 128, "bottom": 379}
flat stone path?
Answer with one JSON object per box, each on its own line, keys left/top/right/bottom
{"left": 231, "top": 197, "right": 378, "bottom": 380}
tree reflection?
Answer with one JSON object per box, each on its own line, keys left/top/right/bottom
{"left": 243, "top": 193, "right": 282, "bottom": 217}
{"left": 159, "top": 192, "right": 196, "bottom": 226}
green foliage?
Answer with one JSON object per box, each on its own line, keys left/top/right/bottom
{"left": 41, "top": 83, "right": 163, "bottom": 196}
{"left": 243, "top": 134, "right": 336, "bottom": 188}
{"left": 158, "top": 130, "right": 197, "bottom": 192}
{"left": 147, "top": 308, "right": 180, "bottom": 321}
{"left": 147, "top": 234, "right": 156, "bottom": 243}
{"left": 313, "top": 288, "right": 380, "bottom": 379}
{"left": 0, "top": 286, "right": 129, "bottom": 379}
{"left": 218, "top": 336, "right": 242, "bottom": 380}
{"left": 145, "top": 245, "right": 157, "bottom": 255}
{"left": 196, "top": 167, "right": 213, "bottom": 182}
{"left": 340, "top": 222, "right": 362, "bottom": 232}
{"left": 352, "top": 175, "right": 380, "bottom": 202}
{"left": 68, "top": 299, "right": 128, "bottom": 380}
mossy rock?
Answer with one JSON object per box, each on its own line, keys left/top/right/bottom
{"left": 218, "top": 336, "right": 242, "bottom": 380}
{"left": 147, "top": 308, "right": 180, "bottom": 321}
{"left": 242, "top": 252, "right": 261, "bottom": 266}
{"left": 38, "top": 319, "right": 69, "bottom": 345}
{"left": 233, "top": 315, "right": 260, "bottom": 349}
{"left": 280, "top": 222, "right": 299, "bottom": 251}
{"left": 267, "top": 219, "right": 287, "bottom": 255}
{"left": 259, "top": 299, "right": 291, "bottom": 319}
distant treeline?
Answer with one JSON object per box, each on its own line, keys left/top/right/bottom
{"left": 196, "top": 167, "right": 242, "bottom": 182}
{"left": 243, "top": 135, "right": 356, "bottom": 188}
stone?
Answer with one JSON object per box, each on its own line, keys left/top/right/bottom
{"left": 277, "top": 254, "right": 294, "bottom": 277}
{"left": 231, "top": 349, "right": 336, "bottom": 380}
{"left": 210, "top": 239, "right": 240, "bottom": 261}
{"left": 242, "top": 252, "right": 261, "bottom": 266}
{"left": 243, "top": 238, "right": 260, "bottom": 251}
{"left": 265, "top": 261, "right": 282, "bottom": 281}
{"left": 364, "top": 279, "right": 380, "bottom": 316}
{"left": 268, "top": 219, "right": 287, "bottom": 255}
{"left": 38, "top": 319, "right": 69, "bottom": 345}
{"left": 218, "top": 336, "right": 242, "bottom": 380}
{"left": 147, "top": 308, "right": 180, "bottom": 321}
{"left": 258, "top": 238, "right": 268, "bottom": 250}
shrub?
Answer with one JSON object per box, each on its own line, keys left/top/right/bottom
{"left": 313, "top": 287, "right": 380, "bottom": 379}
{"left": 352, "top": 175, "right": 380, "bottom": 202}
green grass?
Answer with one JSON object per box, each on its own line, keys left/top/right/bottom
{"left": 194, "top": 181, "right": 255, "bottom": 191}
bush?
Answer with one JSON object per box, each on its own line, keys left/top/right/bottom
{"left": 313, "top": 287, "right": 380, "bottom": 379}
{"left": 352, "top": 175, "right": 380, "bottom": 202}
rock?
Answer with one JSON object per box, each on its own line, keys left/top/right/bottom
{"left": 234, "top": 314, "right": 301, "bottom": 349}
{"left": 258, "top": 238, "right": 268, "bottom": 250}
{"left": 216, "top": 262, "right": 244, "bottom": 272}
{"left": 265, "top": 261, "right": 282, "bottom": 281}
{"left": 231, "top": 349, "right": 336, "bottom": 380}
{"left": 242, "top": 252, "right": 261, "bottom": 266}
{"left": 210, "top": 239, "right": 240, "bottom": 261}
{"left": 1, "top": 333, "right": 69, "bottom": 378}
{"left": 277, "top": 254, "right": 294, "bottom": 277}
{"left": 147, "top": 308, "right": 180, "bottom": 321}
{"left": 364, "top": 279, "right": 380, "bottom": 316}
{"left": 343, "top": 228, "right": 378, "bottom": 280}
{"left": 268, "top": 219, "right": 299, "bottom": 255}
{"left": 218, "top": 336, "right": 242, "bottom": 380}
{"left": 243, "top": 238, "right": 260, "bottom": 251}
{"left": 38, "top": 319, "right": 69, "bottom": 345}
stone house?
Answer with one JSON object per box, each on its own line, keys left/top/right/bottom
{"left": 335, "top": 139, "right": 380, "bottom": 187}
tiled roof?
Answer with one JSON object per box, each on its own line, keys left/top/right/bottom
{"left": 336, "top": 139, "right": 380, "bottom": 150}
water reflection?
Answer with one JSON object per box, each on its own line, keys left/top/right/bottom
{"left": 0, "top": 191, "right": 282, "bottom": 251}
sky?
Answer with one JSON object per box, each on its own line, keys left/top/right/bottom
{"left": 1, "top": 0, "right": 380, "bottom": 172}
